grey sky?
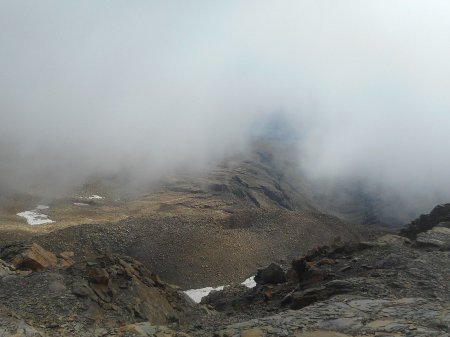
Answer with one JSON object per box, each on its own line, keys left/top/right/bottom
{"left": 1, "top": 1, "right": 450, "bottom": 219}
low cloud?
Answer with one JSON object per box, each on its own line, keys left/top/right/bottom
{"left": 1, "top": 1, "right": 450, "bottom": 222}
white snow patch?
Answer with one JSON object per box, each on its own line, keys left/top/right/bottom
{"left": 241, "top": 276, "right": 256, "bottom": 288}
{"left": 184, "top": 275, "right": 256, "bottom": 303}
{"left": 17, "top": 205, "right": 54, "bottom": 225}
{"left": 74, "top": 202, "right": 89, "bottom": 206}
{"left": 184, "top": 286, "right": 224, "bottom": 303}
{"left": 87, "top": 195, "right": 104, "bottom": 200}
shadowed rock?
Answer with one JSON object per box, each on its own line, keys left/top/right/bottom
{"left": 254, "top": 263, "right": 286, "bottom": 285}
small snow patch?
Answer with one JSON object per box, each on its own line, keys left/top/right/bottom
{"left": 74, "top": 203, "right": 89, "bottom": 206}
{"left": 241, "top": 276, "right": 256, "bottom": 288}
{"left": 184, "top": 286, "right": 224, "bottom": 303}
{"left": 17, "top": 205, "right": 54, "bottom": 225}
{"left": 184, "top": 275, "right": 256, "bottom": 303}
{"left": 87, "top": 195, "right": 104, "bottom": 200}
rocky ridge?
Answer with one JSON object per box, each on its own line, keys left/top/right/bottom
{"left": 401, "top": 203, "right": 450, "bottom": 238}
{"left": 193, "top": 222, "right": 450, "bottom": 336}
{"left": 0, "top": 245, "right": 200, "bottom": 336}
{"left": 0, "top": 206, "right": 449, "bottom": 336}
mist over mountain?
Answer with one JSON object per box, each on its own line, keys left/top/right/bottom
{"left": 1, "top": 1, "right": 450, "bottom": 224}
{"left": 2, "top": 3, "right": 450, "bottom": 336}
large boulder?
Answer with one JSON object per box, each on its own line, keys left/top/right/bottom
{"left": 9, "top": 243, "right": 58, "bottom": 271}
{"left": 254, "top": 263, "right": 286, "bottom": 285}
{"left": 0, "top": 243, "right": 74, "bottom": 271}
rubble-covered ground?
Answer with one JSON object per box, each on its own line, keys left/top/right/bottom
{"left": 0, "top": 206, "right": 449, "bottom": 337}
{"left": 192, "top": 225, "right": 450, "bottom": 337}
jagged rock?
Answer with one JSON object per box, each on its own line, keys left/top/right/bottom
{"left": 254, "top": 263, "right": 286, "bottom": 285}
{"left": 67, "top": 255, "right": 195, "bottom": 325}
{"left": 0, "top": 252, "right": 201, "bottom": 336}
{"left": 0, "top": 243, "right": 74, "bottom": 271}
{"left": 290, "top": 257, "right": 331, "bottom": 287}
{"left": 416, "top": 226, "right": 450, "bottom": 248}
{"left": 88, "top": 267, "right": 110, "bottom": 285}
{"left": 301, "top": 266, "right": 330, "bottom": 287}
{"left": 201, "top": 283, "right": 250, "bottom": 311}
{"left": 211, "top": 296, "right": 449, "bottom": 337}
{"left": 201, "top": 213, "right": 450, "bottom": 336}
{"left": 57, "top": 251, "right": 75, "bottom": 267}
{"left": 402, "top": 203, "right": 450, "bottom": 238}
{"left": 289, "top": 280, "right": 353, "bottom": 310}
{"left": 289, "top": 286, "right": 328, "bottom": 309}
{"left": 9, "top": 243, "right": 58, "bottom": 271}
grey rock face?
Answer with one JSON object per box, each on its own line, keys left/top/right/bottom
{"left": 211, "top": 296, "right": 449, "bottom": 337}
{"left": 416, "top": 226, "right": 450, "bottom": 248}
{"left": 197, "top": 222, "right": 450, "bottom": 337}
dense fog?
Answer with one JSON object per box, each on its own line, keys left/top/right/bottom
{"left": 1, "top": 1, "right": 450, "bottom": 221}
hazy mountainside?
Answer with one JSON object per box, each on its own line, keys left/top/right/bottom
{"left": 156, "top": 139, "right": 386, "bottom": 226}
{"left": 305, "top": 181, "right": 382, "bottom": 225}
{"left": 0, "top": 140, "right": 380, "bottom": 288}
{"left": 0, "top": 140, "right": 448, "bottom": 336}
{"left": 29, "top": 141, "right": 378, "bottom": 288}
{"left": 0, "top": 139, "right": 402, "bottom": 230}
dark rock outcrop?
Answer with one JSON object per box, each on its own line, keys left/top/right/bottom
{"left": 254, "top": 263, "right": 286, "bottom": 285}
{"left": 199, "top": 225, "right": 450, "bottom": 337}
{"left": 402, "top": 203, "right": 450, "bottom": 238}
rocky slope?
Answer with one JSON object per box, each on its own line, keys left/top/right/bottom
{"left": 187, "top": 219, "right": 450, "bottom": 337}
{"left": 0, "top": 243, "right": 200, "bottom": 336}
{"left": 0, "top": 205, "right": 449, "bottom": 336}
